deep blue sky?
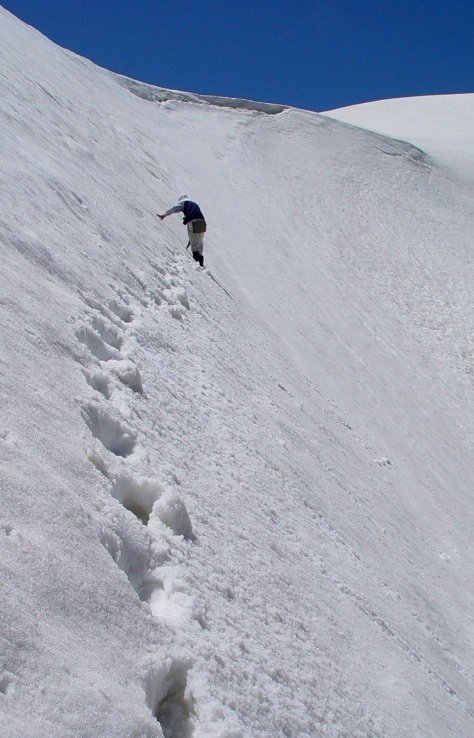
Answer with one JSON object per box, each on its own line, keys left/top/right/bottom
{"left": 3, "top": 0, "right": 473, "bottom": 110}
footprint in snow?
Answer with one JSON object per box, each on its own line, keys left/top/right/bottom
{"left": 84, "top": 361, "right": 143, "bottom": 397}
{"left": 81, "top": 292, "right": 133, "bottom": 327}
{"left": 76, "top": 324, "right": 122, "bottom": 362}
{"left": 94, "top": 461, "right": 197, "bottom": 627}
{"left": 83, "top": 368, "right": 112, "bottom": 399}
{"left": 90, "top": 459, "right": 195, "bottom": 540}
{"left": 90, "top": 315, "right": 123, "bottom": 350}
{"left": 99, "top": 513, "right": 168, "bottom": 607}
{"left": 144, "top": 656, "right": 196, "bottom": 738}
{"left": 81, "top": 402, "right": 137, "bottom": 458}
{"left": 108, "top": 298, "right": 134, "bottom": 324}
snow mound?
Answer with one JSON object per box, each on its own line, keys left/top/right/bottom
{"left": 323, "top": 93, "right": 474, "bottom": 181}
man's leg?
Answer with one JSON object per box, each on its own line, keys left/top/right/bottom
{"left": 188, "top": 227, "right": 204, "bottom": 266}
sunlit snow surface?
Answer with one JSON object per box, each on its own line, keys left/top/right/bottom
{"left": 1, "top": 7, "right": 473, "bottom": 738}
{"left": 324, "top": 94, "right": 474, "bottom": 182}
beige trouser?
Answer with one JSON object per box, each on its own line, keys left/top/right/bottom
{"left": 187, "top": 221, "right": 204, "bottom": 254}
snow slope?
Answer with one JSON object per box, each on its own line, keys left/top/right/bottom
{"left": 1, "top": 6, "right": 473, "bottom": 738}
{"left": 323, "top": 94, "right": 474, "bottom": 182}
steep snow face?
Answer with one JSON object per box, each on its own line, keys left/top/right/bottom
{"left": 1, "top": 7, "right": 474, "bottom": 738}
{"left": 323, "top": 94, "right": 474, "bottom": 181}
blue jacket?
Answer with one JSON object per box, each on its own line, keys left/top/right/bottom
{"left": 182, "top": 200, "right": 205, "bottom": 225}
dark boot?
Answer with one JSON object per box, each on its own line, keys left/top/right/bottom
{"left": 193, "top": 251, "right": 204, "bottom": 267}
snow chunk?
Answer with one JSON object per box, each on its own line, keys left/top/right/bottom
{"left": 153, "top": 490, "right": 194, "bottom": 541}
{"left": 107, "top": 359, "right": 143, "bottom": 394}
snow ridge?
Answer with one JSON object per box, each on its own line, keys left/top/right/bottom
{"left": 115, "top": 74, "right": 288, "bottom": 115}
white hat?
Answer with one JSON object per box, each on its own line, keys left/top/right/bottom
{"left": 178, "top": 194, "right": 188, "bottom": 202}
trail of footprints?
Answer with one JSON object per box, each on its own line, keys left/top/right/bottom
{"left": 74, "top": 265, "right": 201, "bottom": 737}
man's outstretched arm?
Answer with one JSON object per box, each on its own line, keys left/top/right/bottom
{"left": 156, "top": 203, "right": 184, "bottom": 221}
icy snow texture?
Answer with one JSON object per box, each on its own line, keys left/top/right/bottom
{"left": 0, "top": 6, "right": 473, "bottom": 738}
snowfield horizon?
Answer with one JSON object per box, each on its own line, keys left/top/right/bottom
{"left": 0, "top": 6, "right": 473, "bottom": 738}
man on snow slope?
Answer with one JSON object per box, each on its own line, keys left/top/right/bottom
{"left": 157, "top": 195, "right": 207, "bottom": 267}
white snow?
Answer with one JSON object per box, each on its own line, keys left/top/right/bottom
{"left": 1, "top": 6, "right": 473, "bottom": 738}
{"left": 323, "top": 94, "right": 474, "bottom": 181}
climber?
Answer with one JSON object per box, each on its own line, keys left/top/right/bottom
{"left": 157, "top": 196, "right": 206, "bottom": 267}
